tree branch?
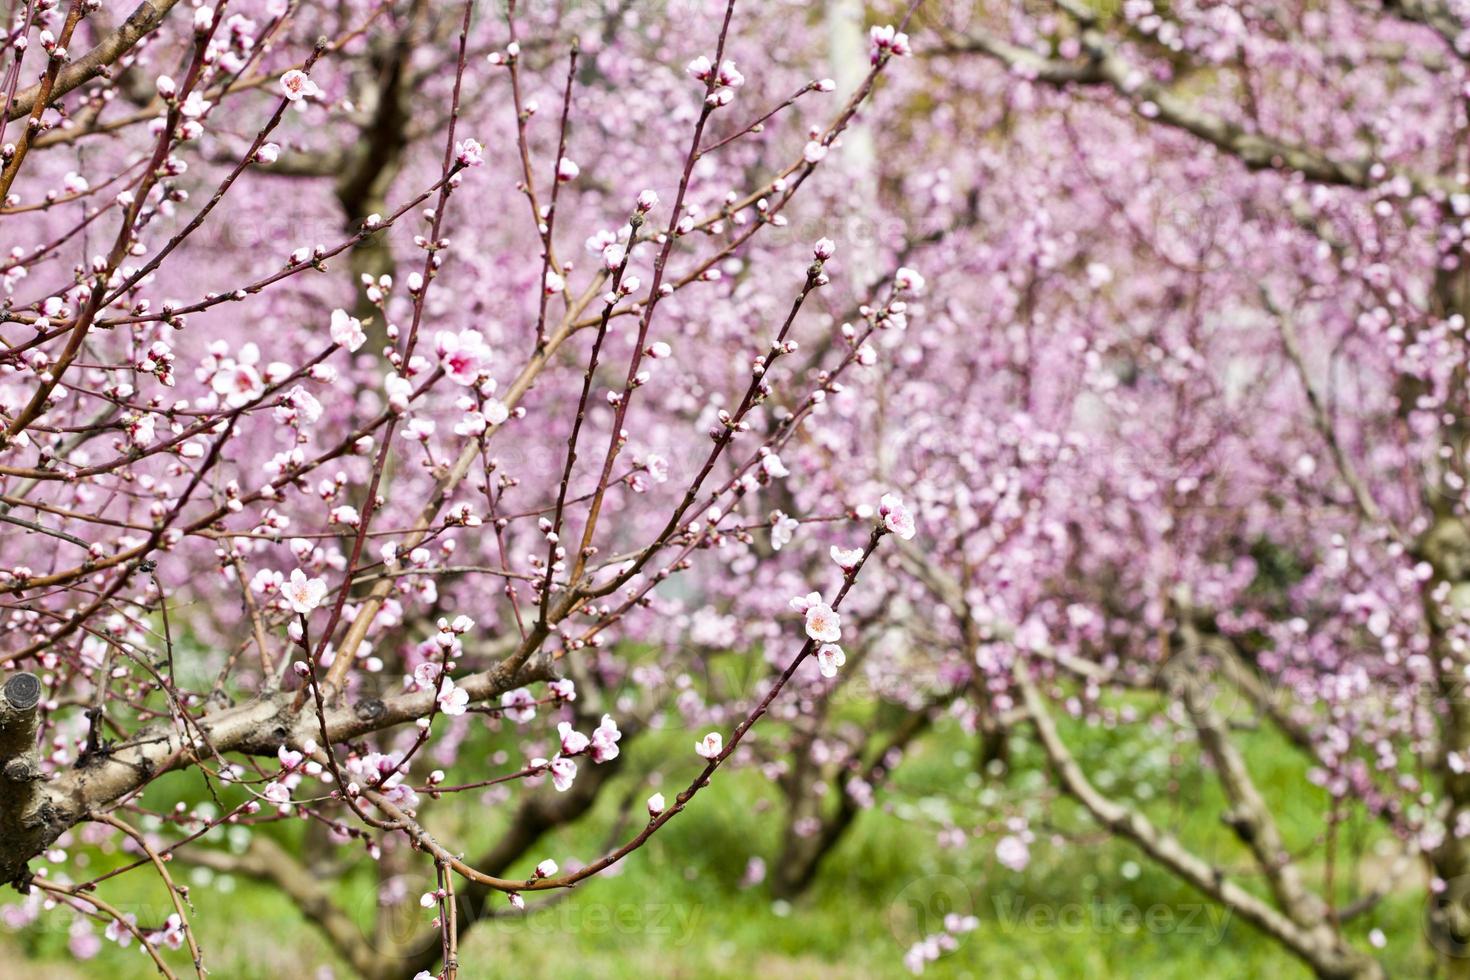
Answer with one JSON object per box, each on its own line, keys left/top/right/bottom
{"left": 6, "top": 0, "right": 183, "bottom": 122}
{"left": 0, "top": 655, "right": 552, "bottom": 886}
{"left": 1014, "top": 663, "right": 1383, "bottom": 980}
{"left": 935, "top": 23, "right": 1448, "bottom": 193}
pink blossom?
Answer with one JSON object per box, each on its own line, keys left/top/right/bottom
{"left": 789, "top": 591, "right": 824, "bottom": 614}
{"left": 211, "top": 359, "right": 263, "bottom": 407}
{"left": 180, "top": 91, "right": 211, "bottom": 119}
{"left": 251, "top": 568, "right": 284, "bottom": 594}
{"left": 804, "top": 603, "right": 841, "bottom": 643}
{"left": 816, "top": 643, "right": 846, "bottom": 678}
{"left": 413, "top": 661, "right": 443, "bottom": 691}
{"left": 280, "top": 69, "right": 321, "bottom": 102}
{"left": 500, "top": 688, "right": 536, "bottom": 723}
{"left": 453, "top": 409, "right": 487, "bottom": 437}
{"left": 695, "top": 731, "right": 723, "bottom": 759}
{"left": 894, "top": 266, "right": 925, "bottom": 293}
{"left": 330, "top": 309, "right": 366, "bottom": 352}
{"left": 436, "top": 676, "right": 469, "bottom": 715}
{"left": 717, "top": 60, "right": 744, "bottom": 88}
{"left": 878, "top": 493, "right": 916, "bottom": 540}
{"left": 590, "top": 714, "right": 622, "bottom": 762}
{"left": 435, "top": 330, "right": 490, "bottom": 386}
{"left": 559, "top": 722, "right": 590, "bottom": 755}
{"left": 68, "top": 921, "right": 101, "bottom": 960}
{"left": 104, "top": 914, "right": 138, "bottom": 947}
{"left": 585, "top": 229, "right": 618, "bottom": 254}
{"left": 549, "top": 756, "right": 577, "bottom": 792}
{"left": 152, "top": 915, "right": 186, "bottom": 950}
{"left": 868, "top": 25, "right": 912, "bottom": 63}
{"left": 276, "top": 385, "right": 322, "bottom": 425}
{"left": 770, "top": 511, "right": 798, "bottom": 551}
{"left": 282, "top": 569, "right": 327, "bottom": 614}
{"left": 385, "top": 374, "right": 414, "bottom": 412}
{"left": 995, "top": 835, "right": 1030, "bottom": 872}
{"left": 455, "top": 138, "right": 485, "bottom": 168}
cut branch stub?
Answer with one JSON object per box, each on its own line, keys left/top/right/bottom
{"left": 4, "top": 672, "right": 41, "bottom": 710}
{"left": 0, "top": 672, "right": 41, "bottom": 770}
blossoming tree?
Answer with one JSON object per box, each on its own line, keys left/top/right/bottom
{"left": 0, "top": 0, "right": 926, "bottom": 974}
{"left": 821, "top": 1, "right": 1470, "bottom": 977}
{"left": 13, "top": 0, "right": 1470, "bottom": 977}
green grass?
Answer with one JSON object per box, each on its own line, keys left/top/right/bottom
{"left": 1, "top": 697, "right": 1433, "bottom": 978}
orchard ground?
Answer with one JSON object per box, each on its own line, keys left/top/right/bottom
{"left": 1, "top": 690, "right": 1428, "bottom": 979}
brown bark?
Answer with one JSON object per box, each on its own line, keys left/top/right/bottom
{"left": 0, "top": 657, "right": 552, "bottom": 888}
{"left": 6, "top": 0, "right": 184, "bottom": 123}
